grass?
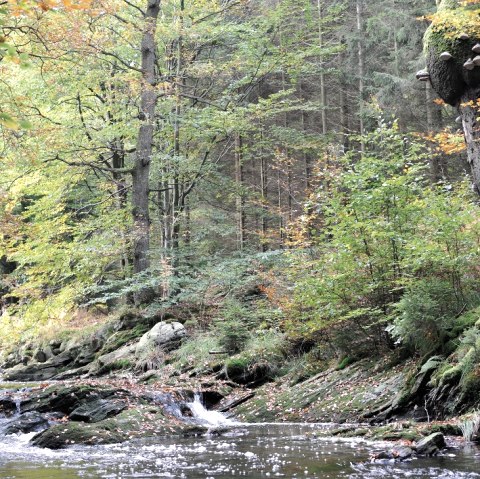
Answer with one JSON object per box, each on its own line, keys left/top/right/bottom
{"left": 460, "top": 411, "right": 480, "bottom": 442}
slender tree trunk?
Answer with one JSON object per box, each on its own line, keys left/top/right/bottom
{"left": 260, "top": 151, "right": 268, "bottom": 252}
{"left": 317, "top": 0, "right": 327, "bottom": 135}
{"left": 339, "top": 37, "right": 350, "bottom": 152}
{"left": 235, "top": 133, "right": 245, "bottom": 249}
{"left": 132, "top": 0, "right": 160, "bottom": 302}
{"left": 356, "top": 0, "right": 365, "bottom": 151}
{"left": 277, "top": 167, "right": 283, "bottom": 246}
{"left": 460, "top": 88, "right": 480, "bottom": 195}
{"left": 426, "top": 81, "right": 444, "bottom": 182}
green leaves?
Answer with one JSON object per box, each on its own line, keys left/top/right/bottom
{"left": 0, "top": 112, "right": 31, "bottom": 130}
{"left": 287, "top": 123, "right": 480, "bottom": 355}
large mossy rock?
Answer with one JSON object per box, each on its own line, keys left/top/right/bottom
{"left": 135, "top": 321, "right": 186, "bottom": 358}
{"left": 31, "top": 404, "right": 207, "bottom": 449}
{"left": 2, "top": 352, "right": 75, "bottom": 381}
{"left": 20, "top": 385, "right": 127, "bottom": 416}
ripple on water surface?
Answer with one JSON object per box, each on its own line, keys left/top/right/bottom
{"left": 0, "top": 423, "right": 479, "bottom": 478}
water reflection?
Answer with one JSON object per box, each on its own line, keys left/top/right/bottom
{"left": 0, "top": 423, "right": 479, "bottom": 478}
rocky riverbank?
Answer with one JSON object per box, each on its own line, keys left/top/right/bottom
{"left": 0, "top": 309, "right": 479, "bottom": 451}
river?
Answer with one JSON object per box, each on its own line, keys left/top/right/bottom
{"left": 0, "top": 389, "right": 479, "bottom": 478}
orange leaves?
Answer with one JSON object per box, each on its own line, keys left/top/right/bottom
{"left": 6, "top": 0, "right": 92, "bottom": 17}
{"left": 423, "top": 129, "right": 466, "bottom": 156}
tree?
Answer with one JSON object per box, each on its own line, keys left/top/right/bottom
{"left": 423, "top": 0, "right": 480, "bottom": 193}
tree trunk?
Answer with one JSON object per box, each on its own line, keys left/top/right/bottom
{"left": 317, "top": 0, "right": 327, "bottom": 135}
{"left": 356, "top": 0, "right": 365, "bottom": 151}
{"left": 426, "top": 81, "right": 444, "bottom": 182}
{"left": 460, "top": 88, "right": 480, "bottom": 195}
{"left": 339, "top": 37, "right": 350, "bottom": 152}
{"left": 260, "top": 151, "right": 268, "bottom": 252}
{"left": 235, "top": 133, "right": 245, "bottom": 250}
{"left": 132, "top": 0, "right": 161, "bottom": 303}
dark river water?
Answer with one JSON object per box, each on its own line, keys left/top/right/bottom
{"left": 0, "top": 422, "right": 479, "bottom": 479}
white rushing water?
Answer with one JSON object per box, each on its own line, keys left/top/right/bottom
{"left": 186, "top": 393, "right": 237, "bottom": 427}
{"left": 1, "top": 386, "right": 480, "bottom": 478}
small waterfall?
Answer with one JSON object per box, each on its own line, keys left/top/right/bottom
{"left": 14, "top": 395, "right": 21, "bottom": 415}
{"left": 186, "top": 393, "right": 236, "bottom": 427}
{"left": 149, "top": 390, "right": 236, "bottom": 427}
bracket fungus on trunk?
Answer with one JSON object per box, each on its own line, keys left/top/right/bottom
{"left": 440, "top": 51, "right": 453, "bottom": 61}
{"left": 422, "top": 0, "right": 480, "bottom": 194}
{"left": 416, "top": 69, "right": 430, "bottom": 81}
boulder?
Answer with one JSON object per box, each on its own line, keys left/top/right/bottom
{"left": 89, "top": 343, "right": 136, "bottom": 375}
{"left": 414, "top": 432, "right": 446, "bottom": 455}
{"left": 34, "top": 346, "right": 54, "bottom": 363}
{"left": 2, "top": 411, "right": 49, "bottom": 435}
{"left": 392, "top": 446, "right": 414, "bottom": 461}
{"left": 135, "top": 322, "right": 186, "bottom": 358}
{"left": 0, "top": 395, "right": 20, "bottom": 416}
{"left": 20, "top": 385, "right": 121, "bottom": 415}
{"left": 2, "top": 351, "right": 74, "bottom": 381}
{"left": 69, "top": 399, "right": 127, "bottom": 423}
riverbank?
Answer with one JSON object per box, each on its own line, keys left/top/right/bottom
{"left": 0, "top": 307, "right": 479, "bottom": 451}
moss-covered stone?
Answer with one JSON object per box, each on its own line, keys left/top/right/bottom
{"left": 31, "top": 404, "right": 208, "bottom": 449}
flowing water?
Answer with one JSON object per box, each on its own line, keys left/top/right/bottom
{"left": 0, "top": 392, "right": 479, "bottom": 479}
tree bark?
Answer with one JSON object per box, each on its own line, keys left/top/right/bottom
{"left": 460, "top": 88, "right": 480, "bottom": 195}
{"left": 132, "top": 0, "right": 161, "bottom": 302}
{"left": 426, "top": 81, "right": 444, "bottom": 182}
{"left": 317, "top": 0, "right": 327, "bottom": 135}
{"left": 356, "top": 0, "right": 365, "bottom": 152}
{"left": 235, "top": 133, "right": 245, "bottom": 250}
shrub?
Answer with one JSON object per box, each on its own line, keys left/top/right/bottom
{"left": 389, "top": 279, "right": 465, "bottom": 355}
{"left": 215, "top": 299, "right": 252, "bottom": 354}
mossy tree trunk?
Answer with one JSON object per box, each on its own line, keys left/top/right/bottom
{"left": 423, "top": 0, "right": 480, "bottom": 194}
{"left": 460, "top": 88, "right": 480, "bottom": 195}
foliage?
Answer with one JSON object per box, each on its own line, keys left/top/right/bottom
{"left": 214, "top": 299, "right": 252, "bottom": 354}
{"left": 460, "top": 410, "right": 480, "bottom": 442}
{"left": 286, "top": 122, "right": 480, "bottom": 356}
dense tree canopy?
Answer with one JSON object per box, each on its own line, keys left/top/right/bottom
{"left": 0, "top": 0, "right": 479, "bottom": 370}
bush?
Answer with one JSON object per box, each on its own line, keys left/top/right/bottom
{"left": 389, "top": 278, "right": 465, "bottom": 354}
{"left": 215, "top": 299, "right": 252, "bottom": 354}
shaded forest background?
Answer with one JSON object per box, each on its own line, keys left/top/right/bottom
{"left": 0, "top": 0, "right": 479, "bottom": 394}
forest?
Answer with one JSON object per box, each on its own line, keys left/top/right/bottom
{"left": 0, "top": 0, "right": 480, "bottom": 476}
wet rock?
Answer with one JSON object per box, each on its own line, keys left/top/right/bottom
{"left": 20, "top": 385, "right": 122, "bottom": 415}
{"left": 2, "top": 351, "right": 74, "bottom": 381}
{"left": 414, "top": 432, "right": 446, "bottom": 455}
{"left": 135, "top": 322, "right": 186, "bottom": 358}
{"left": 2, "top": 411, "right": 49, "bottom": 435}
{"left": 31, "top": 421, "right": 126, "bottom": 449}
{"left": 31, "top": 404, "right": 206, "bottom": 449}
{"left": 89, "top": 343, "right": 136, "bottom": 376}
{"left": 372, "top": 451, "right": 394, "bottom": 460}
{"left": 392, "top": 446, "right": 414, "bottom": 461}
{"left": 69, "top": 398, "right": 127, "bottom": 423}
{"left": 372, "top": 446, "right": 414, "bottom": 463}
{"left": 0, "top": 396, "right": 20, "bottom": 416}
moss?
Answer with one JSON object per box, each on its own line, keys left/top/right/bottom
{"left": 460, "top": 367, "right": 480, "bottom": 400}
{"left": 336, "top": 356, "right": 356, "bottom": 370}
{"left": 99, "top": 325, "right": 148, "bottom": 356}
{"left": 31, "top": 405, "right": 207, "bottom": 449}
{"left": 103, "top": 358, "right": 133, "bottom": 372}
{"left": 425, "top": 4, "right": 480, "bottom": 55}
{"left": 225, "top": 356, "right": 252, "bottom": 376}
{"left": 441, "top": 365, "right": 462, "bottom": 384}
